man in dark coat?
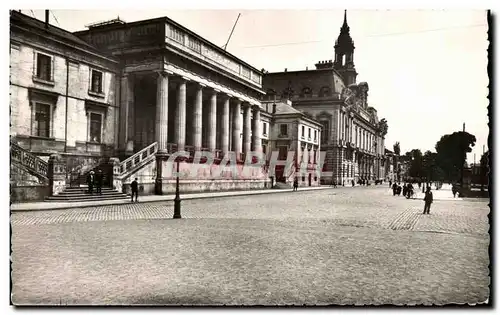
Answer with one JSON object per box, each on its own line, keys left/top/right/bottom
{"left": 96, "top": 169, "right": 103, "bottom": 195}
{"left": 423, "top": 186, "right": 433, "bottom": 214}
{"left": 293, "top": 177, "right": 299, "bottom": 191}
{"left": 87, "top": 171, "right": 95, "bottom": 194}
{"left": 131, "top": 178, "right": 139, "bottom": 202}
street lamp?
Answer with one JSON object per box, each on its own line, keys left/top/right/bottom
{"left": 173, "top": 157, "right": 182, "bottom": 219}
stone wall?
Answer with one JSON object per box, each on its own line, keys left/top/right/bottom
{"left": 10, "top": 185, "right": 50, "bottom": 203}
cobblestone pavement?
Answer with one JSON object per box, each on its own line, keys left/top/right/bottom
{"left": 11, "top": 186, "right": 490, "bottom": 305}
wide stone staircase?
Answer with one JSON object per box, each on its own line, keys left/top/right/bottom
{"left": 45, "top": 186, "right": 129, "bottom": 202}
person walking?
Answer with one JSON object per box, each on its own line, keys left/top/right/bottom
{"left": 96, "top": 169, "right": 103, "bottom": 195}
{"left": 131, "top": 178, "right": 139, "bottom": 202}
{"left": 293, "top": 177, "right": 299, "bottom": 191}
{"left": 423, "top": 186, "right": 433, "bottom": 214}
{"left": 452, "top": 185, "right": 457, "bottom": 198}
{"left": 87, "top": 171, "right": 95, "bottom": 195}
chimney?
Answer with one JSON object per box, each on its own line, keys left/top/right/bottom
{"left": 306, "top": 66, "right": 308, "bottom": 70}
{"left": 272, "top": 104, "right": 277, "bottom": 114}
{"left": 45, "top": 10, "right": 49, "bottom": 29}
{"left": 284, "top": 68, "right": 287, "bottom": 72}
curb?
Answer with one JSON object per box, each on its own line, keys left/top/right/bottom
{"left": 10, "top": 186, "right": 333, "bottom": 212}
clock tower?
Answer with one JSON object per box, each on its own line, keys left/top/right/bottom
{"left": 334, "top": 10, "right": 358, "bottom": 86}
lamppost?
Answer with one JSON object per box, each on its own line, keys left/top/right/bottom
{"left": 173, "top": 157, "right": 182, "bottom": 219}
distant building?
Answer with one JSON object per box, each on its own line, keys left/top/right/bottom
{"left": 262, "top": 11, "right": 387, "bottom": 185}
{"left": 261, "top": 100, "right": 322, "bottom": 187}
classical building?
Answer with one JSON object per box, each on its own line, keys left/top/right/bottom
{"left": 261, "top": 100, "right": 322, "bottom": 187}
{"left": 262, "top": 11, "right": 388, "bottom": 185}
{"left": 10, "top": 11, "right": 271, "bottom": 201}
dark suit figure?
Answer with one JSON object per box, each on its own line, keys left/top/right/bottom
{"left": 87, "top": 171, "right": 95, "bottom": 194}
{"left": 293, "top": 177, "right": 299, "bottom": 191}
{"left": 96, "top": 169, "right": 103, "bottom": 195}
{"left": 423, "top": 187, "right": 433, "bottom": 214}
{"left": 131, "top": 178, "right": 139, "bottom": 202}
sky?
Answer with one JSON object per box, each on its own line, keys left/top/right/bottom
{"left": 26, "top": 8, "right": 490, "bottom": 163}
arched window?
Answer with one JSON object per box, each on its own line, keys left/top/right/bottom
{"left": 319, "top": 86, "right": 331, "bottom": 97}
{"left": 301, "top": 87, "right": 313, "bottom": 98}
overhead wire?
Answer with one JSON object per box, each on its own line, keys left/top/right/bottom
{"left": 240, "top": 24, "right": 487, "bottom": 49}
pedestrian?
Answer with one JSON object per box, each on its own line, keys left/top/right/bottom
{"left": 87, "top": 171, "right": 95, "bottom": 194}
{"left": 423, "top": 186, "right": 433, "bottom": 214}
{"left": 389, "top": 180, "right": 392, "bottom": 188}
{"left": 293, "top": 177, "right": 299, "bottom": 191}
{"left": 96, "top": 169, "right": 103, "bottom": 195}
{"left": 351, "top": 179, "right": 354, "bottom": 187}
{"left": 131, "top": 178, "right": 139, "bottom": 202}
{"left": 392, "top": 182, "right": 397, "bottom": 196}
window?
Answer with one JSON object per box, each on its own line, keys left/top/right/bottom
{"left": 280, "top": 124, "right": 288, "bottom": 136}
{"left": 35, "top": 52, "right": 52, "bottom": 81}
{"left": 33, "top": 103, "right": 51, "bottom": 137}
{"left": 319, "top": 86, "right": 331, "bottom": 97}
{"left": 301, "top": 87, "right": 312, "bottom": 98}
{"left": 89, "top": 112, "right": 103, "bottom": 143}
{"left": 313, "top": 150, "right": 317, "bottom": 163}
{"left": 314, "top": 130, "right": 317, "bottom": 141}
{"left": 262, "top": 122, "right": 268, "bottom": 135}
{"left": 301, "top": 126, "right": 305, "bottom": 137}
{"left": 308, "top": 128, "right": 311, "bottom": 139}
{"left": 90, "top": 69, "right": 103, "bottom": 94}
{"left": 320, "top": 121, "right": 329, "bottom": 144}
{"left": 278, "top": 146, "right": 288, "bottom": 160}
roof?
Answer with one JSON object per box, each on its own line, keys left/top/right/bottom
{"left": 10, "top": 11, "right": 114, "bottom": 61}
{"left": 261, "top": 101, "right": 302, "bottom": 115}
{"left": 74, "top": 14, "right": 262, "bottom": 75}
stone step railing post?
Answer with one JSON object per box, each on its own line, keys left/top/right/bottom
{"left": 47, "top": 154, "right": 66, "bottom": 196}
{"left": 109, "top": 157, "right": 122, "bottom": 193}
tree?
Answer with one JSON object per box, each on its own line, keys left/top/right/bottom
{"left": 435, "top": 131, "right": 476, "bottom": 182}
{"left": 480, "top": 150, "right": 489, "bottom": 190}
{"left": 407, "top": 149, "right": 423, "bottom": 180}
{"left": 393, "top": 142, "right": 401, "bottom": 181}
{"left": 393, "top": 142, "right": 400, "bottom": 155}
{"left": 377, "top": 118, "right": 389, "bottom": 137}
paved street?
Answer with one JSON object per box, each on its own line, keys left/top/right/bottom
{"left": 11, "top": 186, "right": 490, "bottom": 305}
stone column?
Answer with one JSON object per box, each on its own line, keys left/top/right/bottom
{"left": 155, "top": 71, "right": 169, "bottom": 154}
{"left": 207, "top": 89, "right": 217, "bottom": 152}
{"left": 120, "top": 74, "right": 135, "bottom": 153}
{"left": 242, "top": 103, "right": 252, "bottom": 155}
{"left": 175, "top": 77, "right": 187, "bottom": 152}
{"left": 193, "top": 83, "right": 203, "bottom": 151}
{"left": 252, "top": 105, "right": 262, "bottom": 152}
{"left": 47, "top": 154, "right": 66, "bottom": 196}
{"left": 155, "top": 71, "right": 170, "bottom": 195}
{"left": 232, "top": 99, "right": 242, "bottom": 158}
{"left": 221, "top": 95, "right": 230, "bottom": 156}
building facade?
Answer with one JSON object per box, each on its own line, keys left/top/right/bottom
{"left": 262, "top": 11, "right": 388, "bottom": 185}
{"left": 261, "top": 100, "right": 322, "bottom": 187}
{"left": 9, "top": 11, "right": 277, "bottom": 201}
{"left": 10, "top": 11, "right": 120, "bottom": 158}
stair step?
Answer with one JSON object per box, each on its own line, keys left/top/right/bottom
{"left": 64, "top": 187, "right": 115, "bottom": 191}
{"left": 46, "top": 194, "right": 130, "bottom": 201}
{"left": 58, "top": 190, "right": 122, "bottom": 196}
{"left": 45, "top": 195, "right": 131, "bottom": 202}
{"left": 46, "top": 193, "right": 129, "bottom": 200}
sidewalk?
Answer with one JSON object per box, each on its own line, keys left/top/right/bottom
{"left": 10, "top": 186, "right": 332, "bottom": 212}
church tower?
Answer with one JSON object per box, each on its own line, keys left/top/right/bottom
{"left": 334, "top": 10, "right": 358, "bottom": 86}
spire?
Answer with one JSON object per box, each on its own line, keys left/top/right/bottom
{"left": 335, "top": 9, "right": 354, "bottom": 50}
{"left": 340, "top": 9, "right": 351, "bottom": 36}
